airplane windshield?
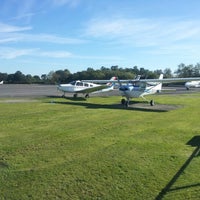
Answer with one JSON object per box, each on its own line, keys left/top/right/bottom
{"left": 131, "top": 81, "right": 146, "bottom": 89}
{"left": 69, "top": 81, "right": 93, "bottom": 87}
{"left": 70, "top": 81, "right": 76, "bottom": 85}
{"left": 76, "top": 82, "right": 83, "bottom": 86}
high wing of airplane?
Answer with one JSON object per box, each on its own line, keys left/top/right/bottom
{"left": 83, "top": 75, "right": 200, "bottom": 107}
{"left": 185, "top": 80, "right": 200, "bottom": 90}
{"left": 57, "top": 77, "right": 117, "bottom": 98}
{"left": 0, "top": 81, "right": 3, "bottom": 84}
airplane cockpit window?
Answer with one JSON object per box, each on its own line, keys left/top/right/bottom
{"left": 76, "top": 81, "right": 83, "bottom": 86}
{"left": 139, "top": 82, "right": 146, "bottom": 89}
{"left": 132, "top": 81, "right": 146, "bottom": 89}
{"left": 70, "top": 81, "right": 76, "bottom": 85}
{"left": 132, "top": 81, "right": 140, "bottom": 87}
{"left": 129, "top": 81, "right": 139, "bottom": 86}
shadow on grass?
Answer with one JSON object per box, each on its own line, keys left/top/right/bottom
{"left": 155, "top": 135, "right": 200, "bottom": 200}
{"left": 47, "top": 95, "right": 87, "bottom": 101}
{"left": 0, "top": 160, "right": 9, "bottom": 169}
{"left": 52, "top": 100, "right": 169, "bottom": 112}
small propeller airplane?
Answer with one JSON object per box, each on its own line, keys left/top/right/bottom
{"left": 185, "top": 80, "right": 200, "bottom": 90}
{"left": 83, "top": 74, "right": 200, "bottom": 107}
{"left": 57, "top": 77, "right": 117, "bottom": 98}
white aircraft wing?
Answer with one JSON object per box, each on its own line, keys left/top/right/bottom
{"left": 139, "top": 77, "right": 200, "bottom": 83}
{"left": 82, "top": 79, "right": 119, "bottom": 84}
{"left": 83, "top": 77, "right": 200, "bottom": 84}
{"left": 75, "top": 85, "right": 112, "bottom": 93}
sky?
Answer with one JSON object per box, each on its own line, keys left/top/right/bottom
{"left": 1, "top": 0, "right": 200, "bottom": 76}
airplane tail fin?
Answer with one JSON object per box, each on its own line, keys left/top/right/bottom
{"left": 157, "top": 74, "right": 163, "bottom": 92}
{"left": 106, "top": 76, "right": 117, "bottom": 87}
{"left": 159, "top": 74, "right": 163, "bottom": 80}
{"left": 135, "top": 75, "right": 141, "bottom": 80}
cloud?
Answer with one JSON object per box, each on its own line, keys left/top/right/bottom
{"left": 84, "top": 17, "right": 200, "bottom": 48}
{"left": 0, "top": 37, "right": 20, "bottom": 44}
{"left": 11, "top": 12, "right": 43, "bottom": 21}
{"left": 0, "top": 0, "right": 37, "bottom": 23}
{"left": 22, "top": 33, "right": 86, "bottom": 44}
{"left": 40, "top": 51, "right": 73, "bottom": 58}
{"left": 51, "top": 0, "right": 81, "bottom": 7}
{"left": 0, "top": 46, "right": 121, "bottom": 62}
{"left": 85, "top": 18, "right": 155, "bottom": 38}
{"left": 0, "top": 48, "right": 36, "bottom": 59}
{"left": 0, "top": 47, "right": 73, "bottom": 59}
{"left": 0, "top": 22, "right": 86, "bottom": 44}
{"left": 0, "top": 22, "right": 32, "bottom": 33}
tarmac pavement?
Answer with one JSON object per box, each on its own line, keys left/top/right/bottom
{"left": 0, "top": 84, "right": 199, "bottom": 98}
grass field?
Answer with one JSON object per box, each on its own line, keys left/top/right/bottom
{"left": 0, "top": 93, "right": 200, "bottom": 200}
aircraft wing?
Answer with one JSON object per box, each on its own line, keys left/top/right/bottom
{"left": 83, "top": 77, "right": 200, "bottom": 84}
{"left": 139, "top": 77, "right": 200, "bottom": 83}
{"left": 82, "top": 79, "right": 119, "bottom": 84}
{"left": 76, "top": 85, "right": 112, "bottom": 93}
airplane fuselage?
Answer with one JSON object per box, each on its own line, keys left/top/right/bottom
{"left": 185, "top": 81, "right": 200, "bottom": 90}
{"left": 57, "top": 81, "right": 100, "bottom": 93}
{"left": 120, "top": 83, "right": 161, "bottom": 98}
{"left": 57, "top": 80, "right": 115, "bottom": 97}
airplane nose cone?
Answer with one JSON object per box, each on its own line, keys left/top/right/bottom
{"left": 185, "top": 82, "right": 190, "bottom": 87}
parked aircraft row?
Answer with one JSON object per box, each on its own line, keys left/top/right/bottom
{"left": 57, "top": 75, "right": 200, "bottom": 107}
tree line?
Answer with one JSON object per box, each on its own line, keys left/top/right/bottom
{"left": 0, "top": 63, "right": 200, "bottom": 84}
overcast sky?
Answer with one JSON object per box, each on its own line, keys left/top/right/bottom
{"left": 1, "top": 0, "right": 200, "bottom": 75}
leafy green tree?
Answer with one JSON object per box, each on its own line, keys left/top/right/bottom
{"left": 2, "top": 62, "right": 200, "bottom": 84}
{"left": 175, "top": 63, "right": 194, "bottom": 77}
{"left": 163, "top": 68, "right": 173, "bottom": 78}
{"left": 41, "top": 74, "right": 48, "bottom": 82}
{"left": 193, "top": 63, "right": 200, "bottom": 77}
{"left": 33, "top": 75, "right": 41, "bottom": 83}
{"left": 26, "top": 74, "right": 33, "bottom": 84}
{"left": 0, "top": 73, "right": 8, "bottom": 82}
{"left": 14, "top": 71, "right": 26, "bottom": 83}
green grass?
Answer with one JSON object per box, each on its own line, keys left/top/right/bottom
{"left": 0, "top": 94, "right": 200, "bottom": 200}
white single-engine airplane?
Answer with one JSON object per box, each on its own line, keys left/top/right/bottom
{"left": 57, "top": 77, "right": 117, "bottom": 98}
{"left": 83, "top": 74, "right": 200, "bottom": 107}
{"left": 185, "top": 80, "right": 200, "bottom": 90}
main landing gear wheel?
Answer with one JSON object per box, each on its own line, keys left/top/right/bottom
{"left": 121, "top": 98, "right": 126, "bottom": 105}
{"left": 73, "top": 93, "right": 78, "bottom": 98}
{"left": 85, "top": 94, "right": 89, "bottom": 98}
{"left": 150, "top": 100, "right": 155, "bottom": 106}
{"left": 121, "top": 98, "right": 129, "bottom": 108}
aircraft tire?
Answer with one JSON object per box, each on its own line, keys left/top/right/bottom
{"left": 150, "top": 100, "right": 155, "bottom": 106}
{"left": 121, "top": 98, "right": 126, "bottom": 105}
{"left": 85, "top": 94, "right": 89, "bottom": 98}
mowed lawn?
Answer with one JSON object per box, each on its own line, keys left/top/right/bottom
{"left": 0, "top": 93, "right": 200, "bottom": 200}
